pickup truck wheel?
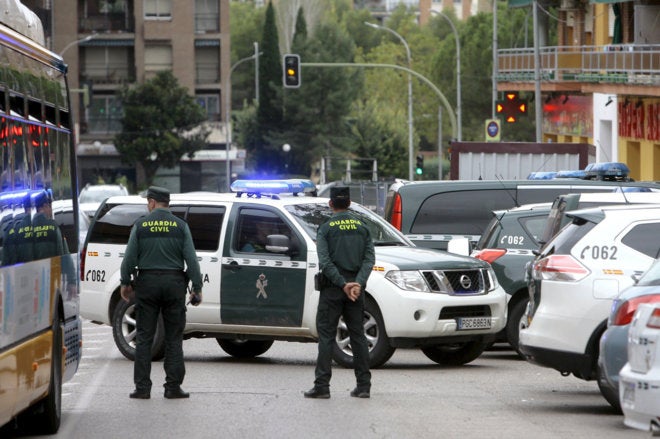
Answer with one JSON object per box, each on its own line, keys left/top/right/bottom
{"left": 332, "top": 297, "right": 395, "bottom": 369}
{"left": 421, "top": 341, "right": 488, "bottom": 366}
{"left": 216, "top": 339, "right": 274, "bottom": 358}
{"left": 506, "top": 297, "right": 529, "bottom": 357}
{"left": 112, "top": 298, "right": 165, "bottom": 361}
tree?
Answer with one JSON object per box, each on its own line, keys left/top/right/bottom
{"left": 114, "top": 71, "right": 209, "bottom": 187}
{"left": 257, "top": 1, "right": 282, "bottom": 131}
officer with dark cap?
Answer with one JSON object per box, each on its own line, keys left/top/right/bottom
{"left": 304, "top": 186, "right": 375, "bottom": 399}
{"left": 31, "top": 190, "right": 65, "bottom": 260}
{"left": 120, "top": 186, "right": 202, "bottom": 400}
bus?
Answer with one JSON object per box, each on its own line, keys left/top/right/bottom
{"left": 0, "top": 1, "right": 82, "bottom": 434}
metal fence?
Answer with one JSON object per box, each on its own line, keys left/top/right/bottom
{"left": 497, "top": 44, "right": 660, "bottom": 85}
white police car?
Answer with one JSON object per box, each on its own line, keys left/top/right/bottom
{"left": 521, "top": 204, "right": 660, "bottom": 383}
{"left": 80, "top": 180, "right": 506, "bottom": 367}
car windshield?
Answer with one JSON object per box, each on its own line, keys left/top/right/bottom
{"left": 80, "top": 187, "right": 126, "bottom": 203}
{"left": 285, "top": 202, "right": 410, "bottom": 246}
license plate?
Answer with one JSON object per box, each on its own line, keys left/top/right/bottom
{"left": 457, "top": 317, "right": 491, "bottom": 330}
{"left": 622, "top": 381, "right": 635, "bottom": 406}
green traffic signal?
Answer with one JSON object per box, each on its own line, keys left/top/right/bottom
{"left": 415, "top": 154, "right": 424, "bottom": 175}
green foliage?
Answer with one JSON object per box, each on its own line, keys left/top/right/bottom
{"left": 114, "top": 71, "right": 209, "bottom": 186}
{"left": 257, "top": 1, "right": 282, "bottom": 130}
{"left": 229, "top": 2, "right": 264, "bottom": 109}
{"left": 230, "top": 0, "right": 547, "bottom": 179}
{"left": 350, "top": 101, "right": 408, "bottom": 180}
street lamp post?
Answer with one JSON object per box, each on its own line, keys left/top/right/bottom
{"left": 224, "top": 48, "right": 261, "bottom": 191}
{"left": 365, "top": 22, "right": 414, "bottom": 181}
{"left": 59, "top": 34, "right": 96, "bottom": 57}
{"left": 430, "top": 11, "right": 461, "bottom": 142}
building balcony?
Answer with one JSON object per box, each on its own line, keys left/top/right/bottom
{"left": 79, "top": 13, "right": 135, "bottom": 33}
{"left": 497, "top": 44, "right": 660, "bottom": 95}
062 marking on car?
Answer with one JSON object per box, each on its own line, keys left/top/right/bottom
{"left": 85, "top": 270, "right": 106, "bottom": 282}
{"left": 579, "top": 245, "right": 618, "bottom": 260}
{"left": 499, "top": 235, "right": 525, "bottom": 246}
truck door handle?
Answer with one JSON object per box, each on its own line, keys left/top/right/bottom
{"left": 222, "top": 261, "right": 241, "bottom": 271}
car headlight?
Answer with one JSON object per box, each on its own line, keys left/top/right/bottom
{"left": 487, "top": 267, "right": 499, "bottom": 291}
{"left": 385, "top": 270, "right": 430, "bottom": 292}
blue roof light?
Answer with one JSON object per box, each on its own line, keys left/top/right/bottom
{"left": 555, "top": 169, "right": 588, "bottom": 179}
{"left": 585, "top": 162, "right": 630, "bottom": 177}
{"left": 527, "top": 171, "right": 557, "bottom": 180}
{"left": 230, "top": 179, "right": 317, "bottom": 197}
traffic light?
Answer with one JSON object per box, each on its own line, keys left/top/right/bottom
{"left": 283, "top": 54, "right": 301, "bottom": 88}
{"left": 496, "top": 92, "right": 527, "bottom": 123}
{"left": 415, "top": 154, "right": 424, "bottom": 175}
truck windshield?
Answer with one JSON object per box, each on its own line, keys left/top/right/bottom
{"left": 285, "top": 202, "right": 410, "bottom": 246}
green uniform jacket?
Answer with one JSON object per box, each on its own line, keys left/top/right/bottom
{"left": 31, "top": 212, "right": 65, "bottom": 260}
{"left": 316, "top": 210, "right": 375, "bottom": 289}
{"left": 120, "top": 207, "right": 202, "bottom": 293}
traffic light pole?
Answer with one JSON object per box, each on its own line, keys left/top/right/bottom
{"left": 301, "top": 62, "right": 458, "bottom": 150}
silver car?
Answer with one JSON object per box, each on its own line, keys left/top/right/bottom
{"left": 598, "top": 258, "right": 660, "bottom": 411}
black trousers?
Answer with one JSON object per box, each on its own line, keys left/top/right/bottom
{"left": 314, "top": 285, "right": 371, "bottom": 391}
{"left": 134, "top": 271, "right": 187, "bottom": 392}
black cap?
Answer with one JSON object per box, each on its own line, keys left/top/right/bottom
{"left": 34, "top": 190, "right": 52, "bottom": 208}
{"left": 145, "top": 186, "right": 170, "bottom": 203}
{"left": 330, "top": 186, "right": 350, "bottom": 201}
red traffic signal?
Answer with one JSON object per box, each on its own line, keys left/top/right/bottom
{"left": 496, "top": 92, "right": 527, "bottom": 123}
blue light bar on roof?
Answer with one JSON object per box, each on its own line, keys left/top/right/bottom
{"left": 527, "top": 171, "right": 557, "bottom": 180}
{"left": 555, "top": 169, "right": 588, "bottom": 179}
{"left": 230, "top": 179, "right": 317, "bottom": 195}
{"left": 585, "top": 162, "right": 630, "bottom": 177}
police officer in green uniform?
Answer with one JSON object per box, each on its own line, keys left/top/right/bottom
{"left": 304, "top": 186, "right": 375, "bottom": 399}
{"left": 2, "top": 194, "right": 34, "bottom": 265}
{"left": 31, "top": 191, "right": 65, "bottom": 260}
{"left": 120, "top": 186, "right": 202, "bottom": 400}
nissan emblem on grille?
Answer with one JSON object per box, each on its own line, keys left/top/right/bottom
{"left": 459, "top": 275, "right": 472, "bottom": 289}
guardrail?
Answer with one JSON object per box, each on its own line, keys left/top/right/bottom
{"left": 497, "top": 44, "right": 660, "bottom": 85}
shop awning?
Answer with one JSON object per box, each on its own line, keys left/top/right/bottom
{"left": 80, "top": 39, "right": 134, "bottom": 47}
{"left": 194, "top": 39, "right": 220, "bottom": 47}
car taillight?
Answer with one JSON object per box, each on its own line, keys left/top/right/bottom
{"left": 473, "top": 248, "right": 506, "bottom": 264}
{"left": 532, "top": 254, "right": 589, "bottom": 282}
{"left": 612, "top": 294, "right": 660, "bottom": 326}
{"left": 648, "top": 307, "right": 660, "bottom": 329}
{"left": 80, "top": 246, "right": 86, "bottom": 281}
{"left": 390, "top": 193, "right": 402, "bottom": 231}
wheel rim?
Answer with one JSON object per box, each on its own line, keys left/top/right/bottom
{"left": 122, "top": 304, "right": 138, "bottom": 348}
{"left": 336, "top": 311, "right": 379, "bottom": 357}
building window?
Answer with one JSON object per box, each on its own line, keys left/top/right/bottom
{"left": 144, "top": 0, "right": 171, "bottom": 18}
{"left": 195, "top": 0, "right": 219, "bottom": 33}
{"left": 82, "top": 46, "right": 133, "bottom": 84}
{"left": 87, "top": 95, "right": 123, "bottom": 133}
{"left": 195, "top": 46, "right": 219, "bottom": 84}
{"left": 196, "top": 93, "right": 220, "bottom": 121}
{"left": 144, "top": 45, "right": 172, "bottom": 78}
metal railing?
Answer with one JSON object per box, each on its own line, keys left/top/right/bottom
{"left": 497, "top": 44, "right": 660, "bottom": 85}
{"left": 79, "top": 14, "right": 135, "bottom": 33}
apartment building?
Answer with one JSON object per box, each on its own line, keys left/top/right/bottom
{"left": 495, "top": 0, "right": 660, "bottom": 181}
{"left": 24, "top": 0, "right": 237, "bottom": 192}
